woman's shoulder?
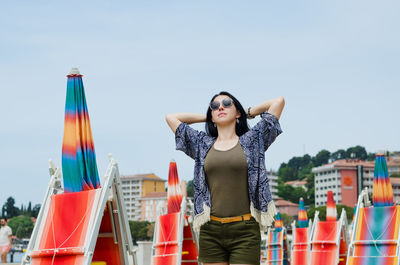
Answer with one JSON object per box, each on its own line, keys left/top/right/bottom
{"left": 176, "top": 122, "right": 215, "bottom": 147}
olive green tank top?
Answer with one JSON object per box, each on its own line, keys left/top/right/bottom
{"left": 204, "top": 141, "right": 250, "bottom": 217}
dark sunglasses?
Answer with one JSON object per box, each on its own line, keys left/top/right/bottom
{"left": 209, "top": 98, "right": 233, "bottom": 111}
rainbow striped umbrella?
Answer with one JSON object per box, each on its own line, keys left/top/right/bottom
{"left": 167, "top": 160, "right": 183, "bottom": 214}
{"left": 326, "top": 190, "right": 337, "bottom": 221}
{"left": 297, "top": 197, "right": 308, "bottom": 228}
{"left": 373, "top": 154, "right": 394, "bottom": 206}
{"left": 62, "top": 68, "right": 100, "bottom": 193}
{"left": 274, "top": 212, "right": 283, "bottom": 231}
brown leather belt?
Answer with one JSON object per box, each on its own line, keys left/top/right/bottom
{"left": 210, "top": 213, "right": 252, "bottom": 224}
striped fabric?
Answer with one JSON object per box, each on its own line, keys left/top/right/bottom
{"left": 310, "top": 221, "right": 339, "bottom": 265}
{"left": 167, "top": 161, "right": 183, "bottom": 214}
{"left": 152, "top": 212, "right": 181, "bottom": 265}
{"left": 30, "top": 190, "right": 100, "bottom": 265}
{"left": 326, "top": 190, "right": 337, "bottom": 221}
{"left": 62, "top": 71, "right": 100, "bottom": 193}
{"left": 298, "top": 197, "right": 308, "bottom": 228}
{"left": 373, "top": 155, "right": 394, "bottom": 207}
{"left": 353, "top": 206, "right": 400, "bottom": 259}
{"left": 347, "top": 257, "right": 398, "bottom": 265}
{"left": 291, "top": 227, "right": 308, "bottom": 265}
{"left": 267, "top": 228, "right": 288, "bottom": 265}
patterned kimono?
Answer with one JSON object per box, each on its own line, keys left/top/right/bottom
{"left": 175, "top": 111, "right": 282, "bottom": 231}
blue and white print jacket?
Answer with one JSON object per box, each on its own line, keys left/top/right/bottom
{"left": 175, "top": 111, "right": 282, "bottom": 231}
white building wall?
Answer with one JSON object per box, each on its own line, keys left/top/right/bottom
{"left": 121, "top": 179, "right": 143, "bottom": 221}
{"left": 267, "top": 172, "right": 279, "bottom": 200}
{"left": 314, "top": 167, "right": 341, "bottom": 207}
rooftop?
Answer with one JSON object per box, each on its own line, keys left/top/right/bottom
{"left": 285, "top": 180, "right": 307, "bottom": 186}
{"left": 313, "top": 157, "right": 400, "bottom": 173}
{"left": 275, "top": 199, "right": 299, "bottom": 207}
{"left": 121, "top": 173, "right": 166, "bottom": 182}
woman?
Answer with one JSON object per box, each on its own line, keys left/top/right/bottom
{"left": 166, "top": 91, "right": 285, "bottom": 265}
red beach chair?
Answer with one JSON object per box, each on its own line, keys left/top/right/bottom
{"left": 309, "top": 209, "right": 349, "bottom": 265}
{"left": 290, "top": 220, "right": 312, "bottom": 265}
{"left": 151, "top": 199, "right": 199, "bottom": 265}
{"left": 22, "top": 156, "right": 136, "bottom": 265}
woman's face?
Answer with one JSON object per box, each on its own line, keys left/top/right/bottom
{"left": 210, "top": 95, "right": 240, "bottom": 125}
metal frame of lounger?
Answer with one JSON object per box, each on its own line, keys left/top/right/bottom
{"left": 309, "top": 208, "right": 349, "bottom": 265}
{"left": 346, "top": 188, "right": 400, "bottom": 265}
{"left": 21, "top": 155, "right": 136, "bottom": 265}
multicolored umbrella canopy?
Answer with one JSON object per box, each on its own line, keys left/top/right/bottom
{"left": 372, "top": 154, "right": 394, "bottom": 207}
{"left": 326, "top": 190, "right": 337, "bottom": 221}
{"left": 274, "top": 212, "right": 283, "bottom": 231}
{"left": 62, "top": 68, "right": 100, "bottom": 193}
{"left": 297, "top": 197, "right": 308, "bottom": 228}
{"left": 167, "top": 160, "right": 183, "bottom": 214}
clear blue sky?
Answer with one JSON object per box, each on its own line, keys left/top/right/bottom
{"left": 1, "top": 1, "right": 399, "bottom": 206}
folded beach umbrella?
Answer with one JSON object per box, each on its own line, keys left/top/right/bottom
{"left": 373, "top": 154, "right": 394, "bottom": 207}
{"left": 167, "top": 160, "right": 183, "bottom": 214}
{"left": 274, "top": 212, "right": 283, "bottom": 231}
{"left": 297, "top": 197, "right": 308, "bottom": 228}
{"left": 326, "top": 190, "right": 337, "bottom": 221}
{"left": 62, "top": 68, "right": 100, "bottom": 193}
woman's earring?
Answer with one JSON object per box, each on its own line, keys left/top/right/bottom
{"left": 213, "top": 123, "right": 216, "bottom": 127}
{"left": 236, "top": 118, "right": 239, "bottom": 124}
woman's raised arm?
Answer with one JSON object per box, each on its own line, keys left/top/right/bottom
{"left": 165, "top": 113, "right": 206, "bottom": 134}
{"left": 248, "top": 96, "right": 285, "bottom": 120}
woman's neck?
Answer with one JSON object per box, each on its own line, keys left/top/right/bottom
{"left": 216, "top": 123, "right": 238, "bottom": 141}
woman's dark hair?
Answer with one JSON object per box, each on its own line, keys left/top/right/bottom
{"left": 205, "top": 91, "right": 250, "bottom": 137}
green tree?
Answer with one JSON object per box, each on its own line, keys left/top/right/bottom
{"left": 146, "top": 223, "right": 155, "bottom": 239}
{"left": 187, "top": 180, "right": 194, "bottom": 198}
{"left": 27, "top": 202, "right": 32, "bottom": 214}
{"left": 129, "top": 220, "right": 151, "bottom": 244}
{"left": 346, "top": 146, "right": 367, "bottom": 160}
{"left": 280, "top": 213, "right": 294, "bottom": 227}
{"left": 313, "top": 150, "right": 331, "bottom": 167}
{"left": 277, "top": 184, "right": 309, "bottom": 204}
{"left": 8, "top": 216, "right": 34, "bottom": 238}
{"left": 277, "top": 163, "right": 295, "bottom": 182}
{"left": 331, "top": 149, "right": 346, "bottom": 161}
{"left": 3, "top": 197, "right": 19, "bottom": 219}
{"left": 307, "top": 205, "right": 354, "bottom": 222}
{"left": 367, "top": 152, "right": 376, "bottom": 161}
{"left": 31, "top": 204, "right": 41, "bottom": 218}
{"left": 278, "top": 154, "right": 313, "bottom": 182}
{"left": 1, "top": 205, "right": 5, "bottom": 218}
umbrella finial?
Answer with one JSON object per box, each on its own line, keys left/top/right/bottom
{"left": 69, "top": 67, "right": 81, "bottom": 75}
{"left": 377, "top": 150, "right": 386, "bottom": 156}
